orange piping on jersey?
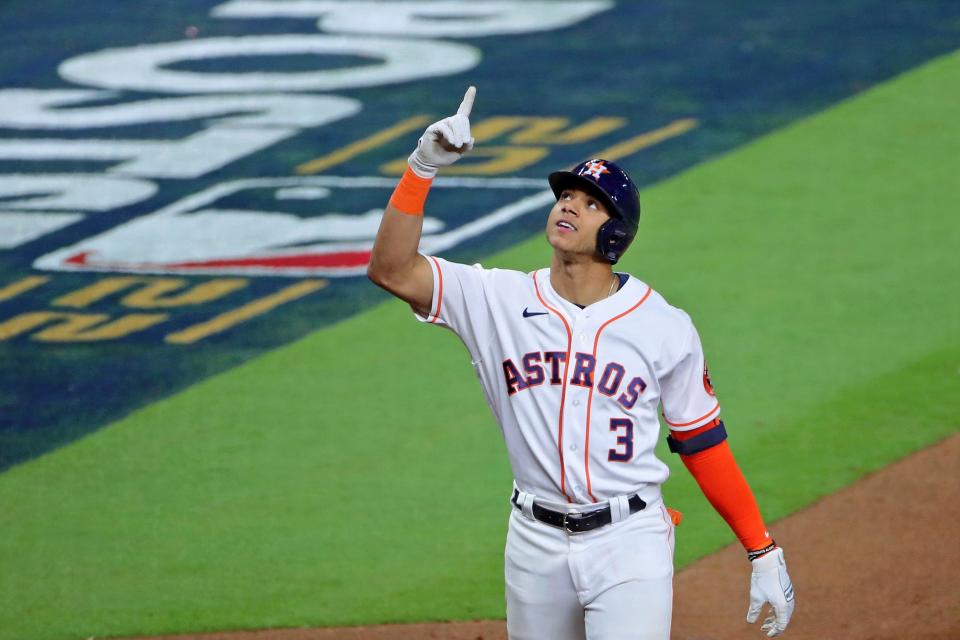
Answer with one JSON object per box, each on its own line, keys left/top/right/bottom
{"left": 671, "top": 417, "right": 721, "bottom": 441}
{"left": 533, "top": 270, "right": 573, "bottom": 503}
{"left": 664, "top": 401, "right": 720, "bottom": 428}
{"left": 427, "top": 256, "right": 443, "bottom": 324}
{"left": 584, "top": 285, "right": 652, "bottom": 502}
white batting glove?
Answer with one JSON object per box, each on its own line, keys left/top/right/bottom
{"left": 407, "top": 86, "right": 476, "bottom": 178}
{"left": 746, "top": 547, "right": 795, "bottom": 637}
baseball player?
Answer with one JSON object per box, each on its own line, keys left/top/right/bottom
{"left": 368, "top": 87, "right": 795, "bottom": 639}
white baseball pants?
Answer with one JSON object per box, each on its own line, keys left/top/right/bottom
{"left": 504, "top": 495, "right": 675, "bottom": 640}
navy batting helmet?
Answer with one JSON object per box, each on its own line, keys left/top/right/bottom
{"left": 548, "top": 159, "right": 641, "bottom": 264}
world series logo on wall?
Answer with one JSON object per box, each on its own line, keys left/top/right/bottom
{"left": 1, "top": 0, "right": 694, "bottom": 343}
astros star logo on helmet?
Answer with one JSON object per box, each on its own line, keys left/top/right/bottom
{"left": 578, "top": 159, "right": 610, "bottom": 180}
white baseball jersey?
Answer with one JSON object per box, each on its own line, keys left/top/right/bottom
{"left": 416, "top": 255, "right": 719, "bottom": 506}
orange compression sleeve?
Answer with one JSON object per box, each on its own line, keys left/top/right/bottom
{"left": 388, "top": 166, "right": 433, "bottom": 215}
{"left": 672, "top": 420, "right": 773, "bottom": 552}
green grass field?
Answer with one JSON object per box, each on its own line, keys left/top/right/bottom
{"left": 2, "top": 49, "right": 958, "bottom": 640}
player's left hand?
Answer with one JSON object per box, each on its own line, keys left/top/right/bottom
{"left": 746, "top": 547, "right": 795, "bottom": 636}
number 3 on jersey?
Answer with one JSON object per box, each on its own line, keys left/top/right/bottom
{"left": 608, "top": 418, "right": 634, "bottom": 462}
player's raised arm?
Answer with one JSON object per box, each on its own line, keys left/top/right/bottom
{"left": 367, "top": 86, "right": 476, "bottom": 315}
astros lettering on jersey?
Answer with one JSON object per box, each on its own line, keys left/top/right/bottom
{"left": 417, "top": 256, "right": 718, "bottom": 505}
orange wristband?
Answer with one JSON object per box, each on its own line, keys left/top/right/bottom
{"left": 389, "top": 166, "right": 433, "bottom": 216}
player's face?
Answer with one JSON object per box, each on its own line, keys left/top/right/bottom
{"left": 546, "top": 188, "right": 612, "bottom": 256}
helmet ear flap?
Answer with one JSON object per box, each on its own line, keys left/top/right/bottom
{"left": 597, "top": 218, "right": 630, "bottom": 264}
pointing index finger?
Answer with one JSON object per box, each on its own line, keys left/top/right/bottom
{"left": 457, "top": 85, "right": 476, "bottom": 117}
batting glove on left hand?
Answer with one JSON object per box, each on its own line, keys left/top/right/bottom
{"left": 407, "top": 86, "right": 476, "bottom": 178}
{"left": 747, "top": 547, "right": 796, "bottom": 637}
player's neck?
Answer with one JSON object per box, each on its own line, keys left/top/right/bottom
{"left": 549, "top": 253, "right": 617, "bottom": 307}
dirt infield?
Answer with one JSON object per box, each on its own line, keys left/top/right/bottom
{"left": 135, "top": 432, "right": 959, "bottom": 640}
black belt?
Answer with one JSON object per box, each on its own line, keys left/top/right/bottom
{"left": 511, "top": 489, "right": 646, "bottom": 534}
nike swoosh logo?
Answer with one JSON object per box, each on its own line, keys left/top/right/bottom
{"left": 523, "top": 308, "right": 548, "bottom": 318}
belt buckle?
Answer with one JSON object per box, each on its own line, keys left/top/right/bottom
{"left": 562, "top": 511, "right": 582, "bottom": 534}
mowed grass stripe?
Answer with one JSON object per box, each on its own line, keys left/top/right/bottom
{"left": 1, "top": 49, "right": 958, "bottom": 640}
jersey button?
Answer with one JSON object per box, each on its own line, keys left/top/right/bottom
{"left": 569, "top": 444, "right": 578, "bottom": 451}
{"left": 572, "top": 399, "right": 580, "bottom": 406}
